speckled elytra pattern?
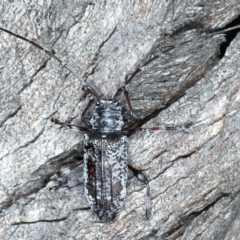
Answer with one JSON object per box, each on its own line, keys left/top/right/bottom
{"left": 84, "top": 134, "right": 128, "bottom": 221}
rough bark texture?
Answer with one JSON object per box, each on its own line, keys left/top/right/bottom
{"left": 0, "top": 1, "right": 240, "bottom": 239}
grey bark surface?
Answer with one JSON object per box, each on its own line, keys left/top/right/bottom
{"left": 0, "top": 1, "right": 240, "bottom": 239}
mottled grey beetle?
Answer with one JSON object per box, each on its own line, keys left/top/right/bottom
{"left": 0, "top": 26, "right": 164, "bottom": 221}
{"left": 1, "top": 24, "right": 238, "bottom": 221}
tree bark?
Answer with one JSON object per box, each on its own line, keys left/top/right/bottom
{"left": 0, "top": 1, "right": 240, "bottom": 239}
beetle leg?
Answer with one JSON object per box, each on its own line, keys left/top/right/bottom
{"left": 114, "top": 84, "right": 134, "bottom": 117}
{"left": 81, "top": 95, "right": 95, "bottom": 124}
{"left": 127, "top": 125, "right": 189, "bottom": 136}
{"left": 128, "top": 165, "right": 151, "bottom": 220}
{"left": 51, "top": 158, "right": 84, "bottom": 190}
{"left": 52, "top": 118, "right": 91, "bottom": 132}
{"left": 114, "top": 55, "right": 161, "bottom": 117}
{"left": 60, "top": 158, "right": 83, "bottom": 175}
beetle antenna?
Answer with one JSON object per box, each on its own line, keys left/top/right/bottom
{"left": 210, "top": 24, "right": 240, "bottom": 35}
{"left": 0, "top": 27, "right": 100, "bottom": 98}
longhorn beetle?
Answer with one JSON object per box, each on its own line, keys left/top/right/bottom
{"left": 0, "top": 26, "right": 164, "bottom": 221}
{"left": 1, "top": 24, "right": 239, "bottom": 221}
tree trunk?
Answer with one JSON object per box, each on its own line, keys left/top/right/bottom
{"left": 1, "top": 1, "right": 240, "bottom": 239}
